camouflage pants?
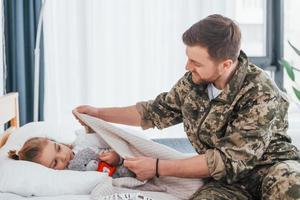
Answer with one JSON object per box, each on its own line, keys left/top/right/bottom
{"left": 190, "top": 160, "right": 300, "bottom": 200}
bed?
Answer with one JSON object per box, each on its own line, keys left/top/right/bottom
{"left": 0, "top": 92, "right": 19, "bottom": 148}
{"left": 0, "top": 93, "right": 89, "bottom": 199}
{"left": 0, "top": 93, "right": 202, "bottom": 200}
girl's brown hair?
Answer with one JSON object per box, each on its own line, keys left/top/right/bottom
{"left": 8, "top": 137, "right": 48, "bottom": 162}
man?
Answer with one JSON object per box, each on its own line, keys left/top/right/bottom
{"left": 74, "top": 15, "right": 300, "bottom": 200}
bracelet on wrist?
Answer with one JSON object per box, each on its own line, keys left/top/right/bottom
{"left": 155, "top": 158, "right": 160, "bottom": 178}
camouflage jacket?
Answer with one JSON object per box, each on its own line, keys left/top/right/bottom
{"left": 136, "top": 51, "right": 300, "bottom": 183}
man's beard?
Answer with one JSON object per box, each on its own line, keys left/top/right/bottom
{"left": 192, "top": 74, "right": 218, "bottom": 85}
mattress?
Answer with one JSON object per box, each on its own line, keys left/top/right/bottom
{"left": 0, "top": 193, "right": 91, "bottom": 200}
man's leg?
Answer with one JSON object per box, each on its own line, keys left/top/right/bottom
{"left": 189, "top": 180, "right": 253, "bottom": 200}
{"left": 261, "top": 160, "right": 300, "bottom": 200}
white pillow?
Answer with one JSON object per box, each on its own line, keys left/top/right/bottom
{"left": 0, "top": 157, "right": 108, "bottom": 196}
{"left": 0, "top": 122, "right": 108, "bottom": 197}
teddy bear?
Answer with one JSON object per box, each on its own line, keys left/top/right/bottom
{"left": 67, "top": 148, "right": 102, "bottom": 171}
{"left": 67, "top": 147, "right": 135, "bottom": 178}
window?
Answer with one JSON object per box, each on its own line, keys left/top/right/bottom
{"left": 232, "top": 0, "right": 267, "bottom": 57}
{"left": 252, "top": 0, "right": 283, "bottom": 88}
{"left": 283, "top": 0, "right": 300, "bottom": 147}
{"left": 284, "top": 0, "right": 300, "bottom": 113}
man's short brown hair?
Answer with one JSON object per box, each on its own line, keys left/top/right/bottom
{"left": 182, "top": 14, "right": 241, "bottom": 62}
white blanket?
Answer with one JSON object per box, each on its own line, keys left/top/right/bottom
{"left": 75, "top": 112, "right": 203, "bottom": 200}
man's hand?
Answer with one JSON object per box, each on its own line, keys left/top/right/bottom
{"left": 73, "top": 105, "right": 141, "bottom": 127}
{"left": 99, "top": 150, "right": 120, "bottom": 166}
{"left": 72, "top": 105, "right": 100, "bottom": 130}
{"left": 124, "top": 156, "right": 156, "bottom": 181}
{"left": 74, "top": 105, "right": 100, "bottom": 117}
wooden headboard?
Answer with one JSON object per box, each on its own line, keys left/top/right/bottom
{"left": 0, "top": 92, "right": 19, "bottom": 148}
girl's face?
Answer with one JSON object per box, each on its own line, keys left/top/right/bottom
{"left": 36, "top": 140, "right": 74, "bottom": 170}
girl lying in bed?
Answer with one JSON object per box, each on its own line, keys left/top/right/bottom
{"left": 8, "top": 137, "right": 135, "bottom": 178}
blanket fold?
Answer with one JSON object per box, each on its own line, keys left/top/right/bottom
{"left": 74, "top": 112, "right": 203, "bottom": 200}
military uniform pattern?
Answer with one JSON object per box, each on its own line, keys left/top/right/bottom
{"left": 190, "top": 160, "right": 300, "bottom": 200}
{"left": 136, "top": 50, "right": 300, "bottom": 199}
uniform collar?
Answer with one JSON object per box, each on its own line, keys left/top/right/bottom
{"left": 214, "top": 50, "right": 248, "bottom": 103}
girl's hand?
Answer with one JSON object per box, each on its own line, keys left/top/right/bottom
{"left": 98, "top": 150, "right": 120, "bottom": 166}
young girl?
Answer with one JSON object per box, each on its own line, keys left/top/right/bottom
{"left": 8, "top": 137, "right": 122, "bottom": 170}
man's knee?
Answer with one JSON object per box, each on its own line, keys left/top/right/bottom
{"left": 262, "top": 160, "right": 300, "bottom": 200}
{"left": 189, "top": 181, "right": 251, "bottom": 200}
{"left": 189, "top": 185, "right": 227, "bottom": 200}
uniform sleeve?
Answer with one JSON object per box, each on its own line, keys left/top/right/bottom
{"left": 205, "top": 92, "right": 289, "bottom": 183}
{"left": 136, "top": 73, "right": 192, "bottom": 130}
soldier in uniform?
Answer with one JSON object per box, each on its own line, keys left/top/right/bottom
{"left": 74, "top": 14, "right": 300, "bottom": 199}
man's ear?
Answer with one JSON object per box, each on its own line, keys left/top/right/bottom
{"left": 222, "top": 59, "right": 233, "bottom": 70}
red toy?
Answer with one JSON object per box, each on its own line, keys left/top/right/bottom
{"left": 97, "top": 161, "right": 117, "bottom": 176}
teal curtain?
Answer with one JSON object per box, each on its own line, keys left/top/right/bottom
{"left": 4, "top": 0, "right": 44, "bottom": 125}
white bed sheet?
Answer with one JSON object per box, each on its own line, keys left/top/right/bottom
{"left": 0, "top": 193, "right": 91, "bottom": 200}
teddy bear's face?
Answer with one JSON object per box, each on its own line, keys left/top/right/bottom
{"left": 68, "top": 148, "right": 99, "bottom": 171}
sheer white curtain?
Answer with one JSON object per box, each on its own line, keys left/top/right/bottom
{"left": 43, "top": 0, "right": 266, "bottom": 137}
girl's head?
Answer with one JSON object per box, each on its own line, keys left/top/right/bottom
{"left": 8, "top": 137, "right": 74, "bottom": 170}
